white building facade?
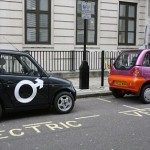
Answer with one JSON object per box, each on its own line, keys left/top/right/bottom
{"left": 0, "top": 0, "right": 149, "bottom": 51}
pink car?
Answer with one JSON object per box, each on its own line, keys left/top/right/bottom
{"left": 108, "top": 49, "right": 150, "bottom": 103}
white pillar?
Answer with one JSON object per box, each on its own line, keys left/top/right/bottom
{"left": 149, "top": 0, "right": 150, "bottom": 16}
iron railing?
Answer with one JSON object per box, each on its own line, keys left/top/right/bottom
{"left": 27, "top": 50, "right": 120, "bottom": 72}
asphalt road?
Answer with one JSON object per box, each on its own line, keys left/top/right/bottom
{"left": 1, "top": 95, "right": 150, "bottom": 150}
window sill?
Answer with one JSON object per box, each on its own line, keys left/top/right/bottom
{"left": 117, "top": 45, "right": 139, "bottom": 50}
{"left": 74, "top": 45, "right": 100, "bottom": 51}
{"left": 23, "top": 44, "right": 54, "bottom": 50}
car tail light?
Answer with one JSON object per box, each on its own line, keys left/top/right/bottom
{"left": 110, "top": 66, "right": 114, "bottom": 75}
{"left": 130, "top": 67, "right": 140, "bottom": 76}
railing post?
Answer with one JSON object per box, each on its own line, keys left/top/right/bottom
{"left": 101, "top": 50, "right": 104, "bottom": 87}
{"left": 70, "top": 50, "right": 75, "bottom": 71}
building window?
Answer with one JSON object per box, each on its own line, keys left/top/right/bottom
{"left": 76, "top": 0, "right": 97, "bottom": 45}
{"left": 25, "top": 0, "right": 51, "bottom": 44}
{"left": 118, "top": 2, "right": 137, "bottom": 45}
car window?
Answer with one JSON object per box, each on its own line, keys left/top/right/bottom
{"left": 114, "top": 51, "right": 141, "bottom": 70}
{"left": 0, "top": 54, "right": 40, "bottom": 76}
{"left": 143, "top": 52, "right": 150, "bottom": 67}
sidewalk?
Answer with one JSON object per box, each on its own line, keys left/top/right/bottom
{"left": 68, "top": 76, "right": 112, "bottom": 98}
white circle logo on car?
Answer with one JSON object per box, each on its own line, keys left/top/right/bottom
{"left": 14, "top": 79, "right": 44, "bottom": 103}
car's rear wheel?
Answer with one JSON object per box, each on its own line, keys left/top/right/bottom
{"left": 54, "top": 92, "right": 75, "bottom": 114}
{"left": 141, "top": 85, "right": 150, "bottom": 104}
{"left": 112, "top": 89, "right": 125, "bottom": 98}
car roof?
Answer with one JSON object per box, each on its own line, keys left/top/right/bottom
{"left": 0, "top": 49, "right": 28, "bottom": 55}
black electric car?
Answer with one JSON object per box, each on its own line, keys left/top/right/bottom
{"left": 0, "top": 50, "right": 76, "bottom": 118}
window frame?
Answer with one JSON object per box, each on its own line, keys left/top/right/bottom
{"left": 25, "top": 0, "right": 51, "bottom": 44}
{"left": 76, "top": 0, "right": 98, "bottom": 45}
{"left": 118, "top": 2, "right": 137, "bottom": 46}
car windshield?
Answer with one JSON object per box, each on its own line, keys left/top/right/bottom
{"left": 114, "top": 50, "right": 141, "bottom": 70}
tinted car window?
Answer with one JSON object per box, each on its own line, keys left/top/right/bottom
{"left": 142, "top": 52, "right": 150, "bottom": 67}
{"left": 0, "top": 54, "right": 40, "bottom": 76}
{"left": 114, "top": 51, "right": 141, "bottom": 70}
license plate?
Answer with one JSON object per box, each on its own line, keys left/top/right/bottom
{"left": 114, "top": 81, "right": 127, "bottom": 86}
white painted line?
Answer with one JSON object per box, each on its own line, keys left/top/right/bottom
{"left": 97, "top": 98, "right": 111, "bottom": 103}
{"left": 75, "top": 115, "right": 100, "bottom": 120}
{"left": 119, "top": 105, "right": 150, "bottom": 117}
{"left": 120, "top": 105, "right": 150, "bottom": 113}
{"left": 0, "top": 136, "right": 9, "bottom": 140}
{"left": 123, "top": 105, "right": 141, "bottom": 110}
{"left": 23, "top": 121, "right": 52, "bottom": 127}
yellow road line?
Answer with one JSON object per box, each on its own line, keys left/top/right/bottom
{"left": 23, "top": 121, "right": 52, "bottom": 127}
{"left": 75, "top": 115, "right": 100, "bottom": 120}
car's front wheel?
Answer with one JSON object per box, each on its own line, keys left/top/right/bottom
{"left": 54, "top": 92, "right": 75, "bottom": 114}
{"left": 141, "top": 85, "right": 150, "bottom": 104}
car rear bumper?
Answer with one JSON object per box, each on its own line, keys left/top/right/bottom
{"left": 108, "top": 75, "right": 146, "bottom": 93}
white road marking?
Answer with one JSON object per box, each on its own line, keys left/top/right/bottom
{"left": 97, "top": 98, "right": 111, "bottom": 103}
{"left": 123, "top": 105, "right": 141, "bottom": 110}
{"left": 75, "top": 115, "right": 100, "bottom": 120}
{"left": 23, "top": 121, "right": 52, "bottom": 127}
{"left": 119, "top": 105, "right": 150, "bottom": 117}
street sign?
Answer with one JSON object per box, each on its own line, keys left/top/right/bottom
{"left": 81, "top": 1, "right": 92, "bottom": 19}
{"left": 82, "top": 13, "right": 91, "bottom": 20}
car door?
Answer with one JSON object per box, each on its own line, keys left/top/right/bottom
{"left": 0, "top": 53, "right": 49, "bottom": 108}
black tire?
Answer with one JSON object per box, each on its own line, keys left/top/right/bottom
{"left": 140, "top": 85, "right": 150, "bottom": 104}
{"left": 54, "top": 92, "right": 75, "bottom": 114}
{"left": 112, "top": 89, "right": 125, "bottom": 98}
